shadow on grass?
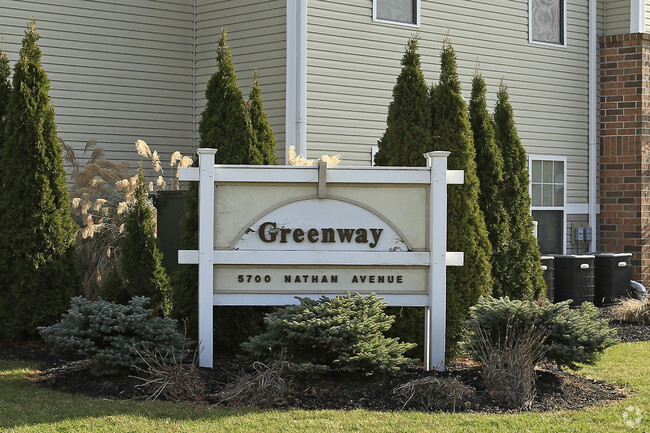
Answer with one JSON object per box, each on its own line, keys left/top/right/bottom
{"left": 0, "top": 360, "right": 263, "bottom": 430}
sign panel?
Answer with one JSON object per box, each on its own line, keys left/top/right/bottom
{"left": 214, "top": 266, "right": 427, "bottom": 294}
{"left": 179, "top": 150, "right": 464, "bottom": 372}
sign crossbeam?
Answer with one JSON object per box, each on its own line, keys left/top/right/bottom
{"left": 179, "top": 149, "right": 463, "bottom": 372}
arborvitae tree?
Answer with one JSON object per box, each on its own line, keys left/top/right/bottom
{"left": 108, "top": 166, "right": 172, "bottom": 316}
{"left": 430, "top": 39, "right": 493, "bottom": 356}
{"left": 247, "top": 69, "right": 279, "bottom": 165}
{"left": 374, "top": 36, "right": 431, "bottom": 166}
{"left": 0, "top": 41, "right": 10, "bottom": 151}
{"left": 493, "top": 82, "right": 545, "bottom": 300}
{"left": 373, "top": 36, "right": 431, "bottom": 356}
{"left": 199, "top": 28, "right": 249, "bottom": 165}
{"left": 0, "top": 22, "right": 80, "bottom": 339}
{"left": 468, "top": 73, "right": 512, "bottom": 298}
{"left": 172, "top": 29, "right": 276, "bottom": 346}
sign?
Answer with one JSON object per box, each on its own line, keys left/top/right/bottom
{"left": 179, "top": 149, "right": 464, "bottom": 371}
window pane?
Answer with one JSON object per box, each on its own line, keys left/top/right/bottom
{"left": 554, "top": 161, "right": 564, "bottom": 183}
{"left": 543, "top": 160, "right": 553, "bottom": 183}
{"left": 543, "top": 184, "right": 553, "bottom": 206}
{"left": 533, "top": 210, "right": 563, "bottom": 254}
{"left": 532, "top": 184, "right": 542, "bottom": 206}
{"left": 377, "top": 0, "right": 415, "bottom": 24}
{"left": 532, "top": 160, "right": 542, "bottom": 183}
{"left": 531, "top": 0, "right": 562, "bottom": 44}
{"left": 554, "top": 184, "right": 564, "bottom": 206}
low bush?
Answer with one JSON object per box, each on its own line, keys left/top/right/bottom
{"left": 216, "top": 360, "right": 291, "bottom": 408}
{"left": 610, "top": 298, "right": 650, "bottom": 324}
{"left": 465, "top": 296, "right": 618, "bottom": 369}
{"left": 39, "top": 296, "right": 188, "bottom": 376}
{"left": 393, "top": 375, "right": 475, "bottom": 412}
{"left": 241, "top": 293, "right": 416, "bottom": 376}
{"left": 468, "top": 317, "right": 546, "bottom": 408}
{"left": 130, "top": 343, "right": 205, "bottom": 401}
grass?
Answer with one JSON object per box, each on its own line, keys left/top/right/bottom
{"left": 0, "top": 342, "right": 648, "bottom": 433}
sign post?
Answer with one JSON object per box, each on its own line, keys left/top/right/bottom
{"left": 179, "top": 149, "right": 463, "bottom": 370}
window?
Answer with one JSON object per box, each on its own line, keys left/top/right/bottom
{"left": 530, "top": 156, "right": 567, "bottom": 254}
{"left": 373, "top": 0, "right": 420, "bottom": 27}
{"left": 529, "top": 0, "right": 566, "bottom": 46}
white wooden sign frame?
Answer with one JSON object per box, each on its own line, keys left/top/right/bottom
{"left": 179, "top": 149, "right": 464, "bottom": 371}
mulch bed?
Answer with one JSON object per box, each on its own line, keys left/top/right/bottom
{"left": 1, "top": 308, "right": 647, "bottom": 413}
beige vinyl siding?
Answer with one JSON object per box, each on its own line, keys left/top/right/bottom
{"left": 307, "top": 0, "right": 590, "bottom": 204}
{"left": 567, "top": 214, "right": 589, "bottom": 254}
{"left": 646, "top": 1, "right": 650, "bottom": 31}
{"left": 604, "top": 0, "right": 631, "bottom": 34}
{"left": 1, "top": 0, "right": 194, "bottom": 176}
{"left": 195, "top": 0, "right": 286, "bottom": 162}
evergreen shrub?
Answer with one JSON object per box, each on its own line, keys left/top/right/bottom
{"left": 374, "top": 35, "right": 431, "bottom": 167}
{"left": 39, "top": 296, "right": 188, "bottom": 376}
{"left": 465, "top": 296, "right": 618, "bottom": 369}
{"left": 172, "top": 28, "right": 278, "bottom": 345}
{"left": 242, "top": 294, "right": 416, "bottom": 376}
{"left": 0, "top": 41, "right": 10, "bottom": 150}
{"left": 493, "top": 83, "right": 545, "bottom": 299}
{"left": 0, "top": 22, "right": 80, "bottom": 339}
{"left": 109, "top": 166, "right": 171, "bottom": 315}
{"left": 469, "top": 73, "right": 512, "bottom": 298}
{"left": 431, "top": 39, "right": 493, "bottom": 356}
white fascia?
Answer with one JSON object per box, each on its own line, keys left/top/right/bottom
{"left": 631, "top": 0, "right": 645, "bottom": 33}
{"left": 286, "top": 0, "right": 308, "bottom": 161}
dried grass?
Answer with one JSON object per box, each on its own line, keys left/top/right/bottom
{"left": 469, "top": 318, "right": 547, "bottom": 409}
{"left": 130, "top": 344, "right": 205, "bottom": 402}
{"left": 610, "top": 298, "right": 650, "bottom": 324}
{"left": 393, "top": 375, "right": 475, "bottom": 412}
{"left": 215, "top": 360, "right": 292, "bottom": 408}
{"left": 62, "top": 138, "right": 187, "bottom": 298}
{"left": 287, "top": 146, "right": 341, "bottom": 167}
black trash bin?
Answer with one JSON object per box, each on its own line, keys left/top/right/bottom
{"left": 152, "top": 190, "right": 187, "bottom": 275}
{"left": 552, "top": 254, "right": 595, "bottom": 307}
{"left": 593, "top": 252, "right": 632, "bottom": 307}
{"left": 540, "top": 256, "right": 554, "bottom": 302}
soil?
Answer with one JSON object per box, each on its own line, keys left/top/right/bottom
{"left": 1, "top": 307, "right": 648, "bottom": 413}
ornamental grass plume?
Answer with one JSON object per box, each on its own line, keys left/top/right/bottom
{"left": 66, "top": 138, "right": 190, "bottom": 299}
{"left": 287, "top": 146, "right": 341, "bottom": 167}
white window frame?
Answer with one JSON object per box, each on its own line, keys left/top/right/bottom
{"left": 373, "top": 0, "right": 421, "bottom": 28}
{"left": 529, "top": 155, "right": 568, "bottom": 254}
{"left": 528, "top": 0, "right": 568, "bottom": 48}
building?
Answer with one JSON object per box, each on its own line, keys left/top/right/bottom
{"left": 2, "top": 0, "right": 650, "bottom": 285}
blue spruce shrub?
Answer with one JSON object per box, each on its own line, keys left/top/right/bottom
{"left": 39, "top": 296, "right": 188, "bottom": 376}
{"left": 242, "top": 293, "right": 417, "bottom": 376}
{"left": 465, "top": 296, "right": 618, "bottom": 369}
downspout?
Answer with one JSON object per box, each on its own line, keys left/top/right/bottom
{"left": 631, "top": 0, "right": 645, "bottom": 33}
{"left": 285, "top": 0, "right": 308, "bottom": 161}
{"left": 192, "top": 0, "right": 197, "bottom": 152}
{"left": 588, "top": 0, "right": 597, "bottom": 250}
{"left": 297, "top": 1, "right": 307, "bottom": 158}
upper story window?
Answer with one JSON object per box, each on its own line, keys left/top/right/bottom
{"left": 529, "top": 0, "right": 566, "bottom": 46}
{"left": 373, "top": 0, "right": 420, "bottom": 27}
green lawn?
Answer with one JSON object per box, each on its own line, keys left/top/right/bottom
{"left": 1, "top": 342, "right": 648, "bottom": 433}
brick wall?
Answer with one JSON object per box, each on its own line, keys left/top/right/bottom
{"left": 600, "top": 33, "right": 650, "bottom": 287}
